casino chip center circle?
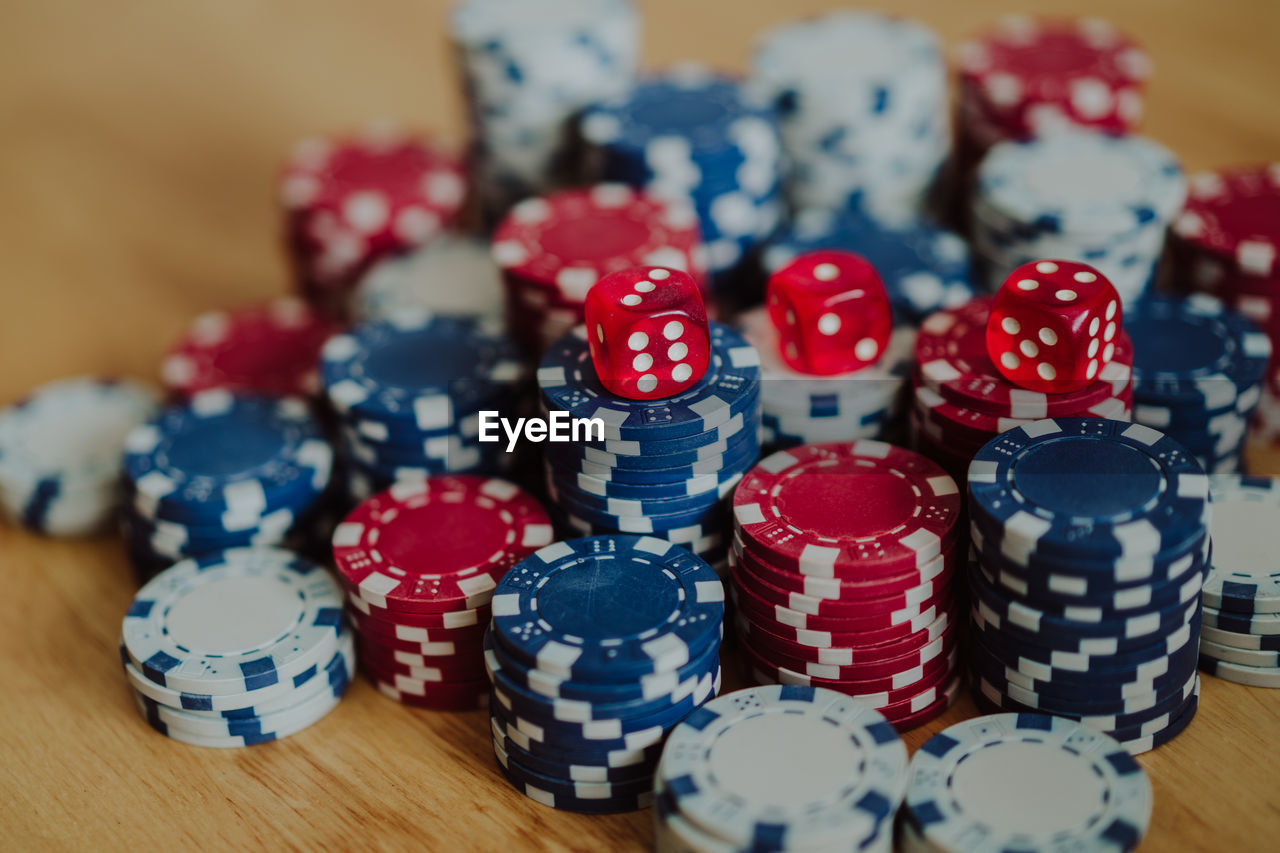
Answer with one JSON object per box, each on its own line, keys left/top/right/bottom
{"left": 1009, "top": 434, "right": 1163, "bottom": 519}
{"left": 533, "top": 554, "right": 685, "bottom": 639}
{"left": 164, "top": 575, "right": 304, "bottom": 654}
{"left": 948, "top": 740, "right": 1106, "bottom": 835}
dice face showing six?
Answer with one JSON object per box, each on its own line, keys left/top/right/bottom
{"left": 584, "top": 266, "right": 711, "bottom": 400}
{"left": 987, "top": 259, "right": 1122, "bottom": 394}
{"left": 765, "top": 250, "right": 893, "bottom": 376}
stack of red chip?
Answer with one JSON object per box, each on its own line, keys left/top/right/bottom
{"left": 332, "top": 476, "right": 553, "bottom": 710}
{"left": 729, "top": 441, "right": 964, "bottom": 732}
{"left": 280, "top": 125, "right": 467, "bottom": 315}
{"left": 954, "top": 17, "right": 1149, "bottom": 180}
{"left": 161, "top": 297, "right": 342, "bottom": 399}
{"left": 1169, "top": 165, "right": 1280, "bottom": 440}
{"left": 910, "top": 298, "right": 1134, "bottom": 480}
{"left": 490, "top": 183, "right": 707, "bottom": 353}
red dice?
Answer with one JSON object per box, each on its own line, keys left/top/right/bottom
{"left": 584, "top": 266, "right": 711, "bottom": 400}
{"left": 766, "top": 250, "right": 892, "bottom": 376}
{"left": 987, "top": 260, "right": 1122, "bottom": 393}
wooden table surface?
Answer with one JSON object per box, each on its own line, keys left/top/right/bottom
{"left": 2, "top": 1, "right": 1278, "bottom": 850}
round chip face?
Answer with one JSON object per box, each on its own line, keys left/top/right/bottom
{"left": 968, "top": 418, "right": 1210, "bottom": 564}
{"left": 123, "top": 391, "right": 333, "bottom": 519}
{"left": 539, "top": 322, "right": 761, "bottom": 442}
{"left": 121, "top": 547, "right": 345, "bottom": 696}
{"left": 491, "top": 535, "right": 724, "bottom": 681}
{"left": 733, "top": 441, "right": 962, "bottom": 577}
{"left": 906, "top": 713, "right": 1152, "bottom": 853}
{"left": 332, "top": 476, "right": 553, "bottom": 613}
{"left": 161, "top": 297, "right": 340, "bottom": 398}
{"left": 1174, "top": 164, "right": 1280, "bottom": 277}
{"left": 658, "top": 685, "right": 908, "bottom": 849}
{"left": 1203, "top": 475, "right": 1280, "bottom": 613}
{"left": 492, "top": 184, "right": 703, "bottom": 302}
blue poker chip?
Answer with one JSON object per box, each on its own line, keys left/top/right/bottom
{"left": 320, "top": 309, "right": 523, "bottom": 428}
{"left": 1112, "top": 678, "right": 1201, "bottom": 754}
{"left": 491, "top": 720, "right": 657, "bottom": 784}
{"left": 493, "top": 739, "right": 654, "bottom": 813}
{"left": 967, "top": 418, "right": 1211, "bottom": 568}
{"left": 972, "top": 670, "right": 1200, "bottom": 736}
{"left": 124, "top": 392, "right": 333, "bottom": 523}
{"left": 538, "top": 322, "right": 761, "bottom": 443}
{"left": 564, "top": 406, "right": 761, "bottom": 457}
{"left": 548, "top": 489, "right": 729, "bottom": 536}
{"left": 547, "top": 470, "right": 741, "bottom": 519}
{"left": 545, "top": 461, "right": 743, "bottom": 502}
{"left": 762, "top": 208, "right": 973, "bottom": 324}
{"left": 491, "top": 536, "right": 724, "bottom": 682}
{"left": 544, "top": 426, "right": 759, "bottom": 473}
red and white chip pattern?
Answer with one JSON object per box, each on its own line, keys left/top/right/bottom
{"left": 161, "top": 297, "right": 341, "bottom": 398}
{"left": 730, "top": 441, "right": 963, "bottom": 731}
{"left": 491, "top": 184, "right": 707, "bottom": 352}
{"left": 331, "top": 475, "right": 552, "bottom": 710}
{"left": 281, "top": 125, "right": 466, "bottom": 309}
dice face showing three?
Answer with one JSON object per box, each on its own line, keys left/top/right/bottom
{"left": 987, "top": 260, "right": 1122, "bottom": 394}
{"left": 765, "top": 250, "right": 893, "bottom": 376}
{"left": 584, "top": 266, "right": 711, "bottom": 400}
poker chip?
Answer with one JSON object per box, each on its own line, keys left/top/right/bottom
{"left": 904, "top": 713, "right": 1152, "bottom": 853}
{"left": 493, "top": 185, "right": 705, "bottom": 352}
{"left": 966, "top": 417, "right": 1210, "bottom": 750}
{"left": 1201, "top": 475, "right": 1280, "bottom": 614}
{"left": 654, "top": 685, "right": 908, "bottom": 851}
{"left": 0, "top": 376, "right": 159, "bottom": 537}
{"left": 486, "top": 534, "right": 723, "bottom": 811}
{"left": 751, "top": 11, "right": 950, "bottom": 226}
{"left": 580, "top": 64, "right": 782, "bottom": 293}
{"left": 972, "top": 131, "right": 1186, "bottom": 304}
{"left": 351, "top": 234, "right": 504, "bottom": 321}
{"left": 280, "top": 124, "right": 466, "bottom": 305}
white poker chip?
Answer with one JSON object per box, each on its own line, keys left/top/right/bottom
{"left": 121, "top": 547, "right": 345, "bottom": 696}
{"left": 656, "top": 685, "right": 908, "bottom": 850}
{"left": 1202, "top": 475, "right": 1280, "bottom": 613}
{"left": 905, "top": 713, "right": 1152, "bottom": 853}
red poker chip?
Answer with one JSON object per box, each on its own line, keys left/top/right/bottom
{"left": 731, "top": 551, "right": 955, "bottom": 618}
{"left": 735, "top": 608, "right": 954, "bottom": 667}
{"left": 741, "top": 640, "right": 957, "bottom": 701}
{"left": 354, "top": 626, "right": 472, "bottom": 658}
{"left": 915, "top": 298, "right": 1134, "bottom": 419}
{"left": 358, "top": 641, "right": 486, "bottom": 680}
{"left": 347, "top": 607, "right": 489, "bottom": 644}
{"left": 345, "top": 590, "right": 490, "bottom": 629}
{"left": 733, "top": 442, "right": 962, "bottom": 579}
{"left": 881, "top": 672, "right": 961, "bottom": 732}
{"left": 913, "top": 383, "right": 1131, "bottom": 447}
{"left": 161, "top": 297, "right": 342, "bottom": 398}
{"left": 956, "top": 17, "right": 1149, "bottom": 138}
{"left": 731, "top": 572, "right": 955, "bottom": 634}
{"left": 365, "top": 669, "right": 490, "bottom": 710}
{"left": 491, "top": 184, "right": 705, "bottom": 304}
{"left": 333, "top": 476, "right": 553, "bottom": 613}
{"left": 734, "top": 597, "right": 950, "bottom": 649}
{"left": 739, "top": 619, "right": 957, "bottom": 682}
{"left": 731, "top": 535, "right": 958, "bottom": 601}
{"left": 1173, "top": 165, "right": 1280, "bottom": 279}
{"left": 280, "top": 125, "right": 466, "bottom": 293}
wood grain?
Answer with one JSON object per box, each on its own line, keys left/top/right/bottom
{"left": 2, "top": 1, "right": 1279, "bottom": 850}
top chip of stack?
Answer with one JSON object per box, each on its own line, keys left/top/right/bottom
{"left": 351, "top": 234, "right": 505, "bottom": 322}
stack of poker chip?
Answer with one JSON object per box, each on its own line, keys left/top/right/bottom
{"left": 654, "top": 685, "right": 908, "bottom": 853}
{"left": 730, "top": 441, "right": 964, "bottom": 731}
{"left": 1198, "top": 474, "right": 1280, "bottom": 689}
{"left": 486, "top": 535, "right": 724, "bottom": 813}
{"left": 972, "top": 131, "right": 1186, "bottom": 304}
{"left": 333, "top": 476, "right": 551, "bottom": 710}
{"left": 1168, "top": 165, "right": 1280, "bottom": 440}
{"left": 161, "top": 297, "right": 341, "bottom": 399}
{"left": 762, "top": 209, "right": 974, "bottom": 326}
{"left": 319, "top": 309, "right": 525, "bottom": 500}
{"left": 121, "top": 391, "right": 334, "bottom": 581}
{"left": 0, "top": 376, "right": 158, "bottom": 537}
{"left": 1127, "top": 295, "right": 1270, "bottom": 474}
{"left": 954, "top": 17, "right": 1150, "bottom": 173}
{"left": 449, "top": 0, "right": 639, "bottom": 218}
{"left": 901, "top": 714, "right": 1152, "bottom": 853}
{"left": 578, "top": 64, "right": 783, "bottom": 295}
{"left": 279, "top": 125, "right": 466, "bottom": 315}
{"left": 910, "top": 298, "right": 1134, "bottom": 481}
{"left": 351, "top": 234, "right": 505, "bottom": 322}
{"left": 750, "top": 11, "right": 950, "bottom": 226}
{"left": 538, "top": 322, "right": 761, "bottom": 566}
{"left": 736, "top": 307, "right": 914, "bottom": 449}
{"left": 967, "top": 418, "right": 1209, "bottom": 753}
{"left": 121, "top": 547, "right": 352, "bottom": 748}
{"left": 491, "top": 184, "right": 706, "bottom": 354}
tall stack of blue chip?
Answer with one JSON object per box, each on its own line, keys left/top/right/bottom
{"left": 319, "top": 309, "right": 526, "bottom": 501}
{"left": 966, "top": 418, "right": 1210, "bottom": 754}
{"left": 972, "top": 131, "right": 1187, "bottom": 305}
{"left": 762, "top": 208, "right": 975, "bottom": 325}
{"left": 579, "top": 65, "right": 784, "bottom": 297}
{"left": 750, "top": 11, "right": 950, "bottom": 227}
{"left": 537, "top": 323, "right": 762, "bottom": 569}
{"left": 120, "top": 391, "right": 335, "bottom": 581}
{"left": 1127, "top": 295, "right": 1271, "bottom": 474}
{"left": 485, "top": 535, "right": 724, "bottom": 813}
